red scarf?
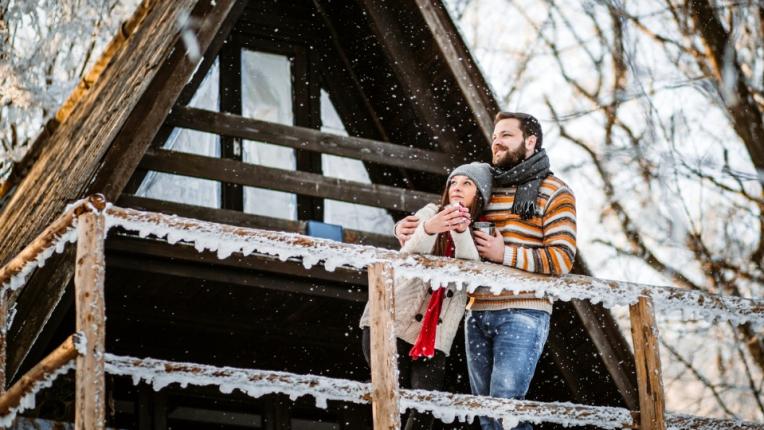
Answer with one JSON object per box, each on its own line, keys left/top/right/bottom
{"left": 409, "top": 234, "right": 454, "bottom": 359}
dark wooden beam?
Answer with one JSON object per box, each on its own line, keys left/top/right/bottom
{"left": 263, "top": 395, "right": 291, "bottom": 430}
{"left": 117, "top": 195, "right": 399, "bottom": 249}
{"left": 139, "top": 148, "right": 439, "bottom": 212}
{"left": 107, "top": 254, "right": 366, "bottom": 302}
{"left": 167, "top": 107, "right": 455, "bottom": 175}
{"left": 413, "top": 0, "right": 498, "bottom": 143}
{"left": 293, "top": 45, "right": 324, "bottom": 221}
{"left": 544, "top": 329, "right": 585, "bottom": 404}
{"left": 354, "top": 0, "right": 462, "bottom": 155}
{"left": 218, "top": 34, "right": 244, "bottom": 211}
{"left": 572, "top": 300, "right": 639, "bottom": 410}
{"left": 105, "top": 235, "right": 367, "bottom": 286}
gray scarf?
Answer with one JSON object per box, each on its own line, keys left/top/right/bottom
{"left": 491, "top": 149, "right": 552, "bottom": 219}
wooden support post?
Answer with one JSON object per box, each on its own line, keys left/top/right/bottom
{"left": 75, "top": 212, "right": 107, "bottom": 430}
{"left": 219, "top": 35, "right": 244, "bottom": 212}
{"left": 367, "top": 263, "right": 400, "bottom": 430}
{"left": 0, "top": 293, "right": 6, "bottom": 396}
{"left": 629, "top": 296, "right": 666, "bottom": 430}
{"left": 263, "top": 394, "right": 291, "bottom": 430}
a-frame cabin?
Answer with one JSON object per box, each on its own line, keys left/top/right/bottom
{"left": 0, "top": 0, "right": 639, "bottom": 428}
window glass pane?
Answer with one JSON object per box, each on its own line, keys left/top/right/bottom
{"left": 136, "top": 57, "right": 222, "bottom": 208}
{"left": 241, "top": 50, "right": 296, "bottom": 219}
{"left": 137, "top": 173, "right": 221, "bottom": 209}
{"left": 241, "top": 50, "right": 293, "bottom": 124}
{"left": 188, "top": 58, "right": 219, "bottom": 111}
{"left": 136, "top": 127, "right": 221, "bottom": 208}
{"left": 320, "top": 90, "right": 394, "bottom": 235}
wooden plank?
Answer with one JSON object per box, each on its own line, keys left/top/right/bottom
{"left": 139, "top": 148, "right": 439, "bottom": 212}
{"left": 355, "top": 0, "right": 460, "bottom": 155}
{"left": 176, "top": 2, "right": 247, "bottom": 107}
{"left": 154, "top": 391, "right": 168, "bottom": 430}
{"left": 167, "top": 106, "right": 455, "bottom": 175}
{"left": 107, "top": 254, "right": 367, "bottom": 302}
{"left": 629, "top": 296, "right": 666, "bottom": 430}
{"left": 0, "top": 335, "right": 77, "bottom": 416}
{"left": 74, "top": 212, "right": 107, "bottom": 430}
{"left": 0, "top": 297, "right": 6, "bottom": 395}
{"left": 572, "top": 300, "right": 639, "bottom": 410}
{"left": 105, "top": 235, "right": 368, "bottom": 287}
{"left": 7, "top": 251, "right": 74, "bottom": 382}
{"left": 413, "top": 0, "right": 498, "bottom": 143}
{"left": 117, "top": 195, "right": 400, "bottom": 249}
{"left": 367, "top": 263, "right": 400, "bottom": 430}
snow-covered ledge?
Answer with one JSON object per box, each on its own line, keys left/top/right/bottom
{"left": 102, "top": 204, "right": 764, "bottom": 327}
{"left": 1, "top": 351, "right": 760, "bottom": 430}
{"left": 103, "top": 353, "right": 763, "bottom": 430}
{"left": 1, "top": 196, "right": 763, "bottom": 326}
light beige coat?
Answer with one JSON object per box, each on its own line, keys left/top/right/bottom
{"left": 359, "top": 203, "right": 480, "bottom": 355}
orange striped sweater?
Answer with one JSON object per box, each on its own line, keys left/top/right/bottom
{"left": 468, "top": 175, "right": 577, "bottom": 313}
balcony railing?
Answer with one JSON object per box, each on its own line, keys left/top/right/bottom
{"left": 0, "top": 195, "right": 762, "bottom": 429}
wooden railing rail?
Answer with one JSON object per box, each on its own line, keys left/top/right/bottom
{"left": 0, "top": 196, "right": 762, "bottom": 429}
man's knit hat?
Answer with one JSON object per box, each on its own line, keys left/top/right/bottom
{"left": 447, "top": 162, "right": 493, "bottom": 205}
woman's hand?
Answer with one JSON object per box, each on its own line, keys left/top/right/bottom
{"left": 424, "top": 205, "right": 471, "bottom": 235}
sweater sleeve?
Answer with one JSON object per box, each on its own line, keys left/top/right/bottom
{"left": 450, "top": 229, "right": 480, "bottom": 261}
{"left": 502, "top": 187, "right": 577, "bottom": 275}
{"left": 400, "top": 204, "right": 439, "bottom": 254}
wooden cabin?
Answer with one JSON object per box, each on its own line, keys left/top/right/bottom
{"left": 0, "top": 0, "right": 639, "bottom": 428}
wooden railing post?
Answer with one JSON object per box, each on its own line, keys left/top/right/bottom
{"left": 75, "top": 211, "right": 106, "bottom": 430}
{"left": 0, "top": 292, "right": 7, "bottom": 396}
{"left": 629, "top": 295, "right": 666, "bottom": 430}
{"left": 367, "top": 263, "right": 400, "bottom": 430}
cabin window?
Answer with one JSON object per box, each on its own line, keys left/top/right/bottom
{"left": 136, "top": 61, "right": 221, "bottom": 207}
{"left": 241, "top": 49, "right": 297, "bottom": 220}
{"left": 321, "top": 91, "right": 394, "bottom": 235}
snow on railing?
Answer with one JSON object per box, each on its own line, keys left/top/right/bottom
{"left": 2, "top": 197, "right": 762, "bottom": 326}
{"left": 0, "top": 350, "right": 761, "bottom": 430}
{"left": 105, "top": 203, "right": 764, "bottom": 326}
{"left": 100, "top": 353, "right": 764, "bottom": 430}
{"left": 104, "top": 353, "right": 635, "bottom": 429}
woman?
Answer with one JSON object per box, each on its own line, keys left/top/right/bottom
{"left": 358, "top": 162, "right": 492, "bottom": 430}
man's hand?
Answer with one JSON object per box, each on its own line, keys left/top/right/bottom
{"left": 474, "top": 229, "right": 505, "bottom": 263}
{"left": 395, "top": 215, "right": 420, "bottom": 246}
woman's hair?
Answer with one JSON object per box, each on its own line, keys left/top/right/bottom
{"left": 432, "top": 181, "right": 485, "bottom": 257}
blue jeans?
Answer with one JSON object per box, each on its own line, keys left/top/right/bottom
{"left": 465, "top": 309, "right": 550, "bottom": 430}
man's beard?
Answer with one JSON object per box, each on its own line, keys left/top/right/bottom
{"left": 492, "top": 144, "right": 526, "bottom": 169}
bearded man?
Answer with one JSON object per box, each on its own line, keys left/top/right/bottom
{"left": 395, "top": 112, "right": 577, "bottom": 430}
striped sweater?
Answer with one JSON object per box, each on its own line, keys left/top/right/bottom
{"left": 468, "top": 174, "right": 577, "bottom": 313}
